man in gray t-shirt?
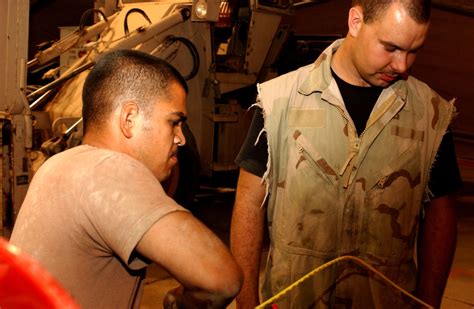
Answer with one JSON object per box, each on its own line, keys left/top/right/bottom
{"left": 11, "top": 50, "right": 242, "bottom": 308}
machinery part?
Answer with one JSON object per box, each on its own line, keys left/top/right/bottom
{"left": 23, "top": 0, "right": 295, "bottom": 181}
{"left": 433, "top": 0, "right": 474, "bottom": 17}
{"left": 124, "top": 8, "right": 153, "bottom": 36}
{"left": 40, "top": 117, "right": 83, "bottom": 158}
{"left": 293, "top": 0, "right": 328, "bottom": 9}
{"left": 191, "top": 0, "right": 221, "bottom": 22}
{"left": 106, "top": 7, "right": 191, "bottom": 51}
{"left": 40, "top": 136, "right": 68, "bottom": 158}
{"left": 64, "top": 118, "right": 83, "bottom": 137}
{"left": 78, "top": 9, "right": 109, "bottom": 33}
{"left": 29, "top": 89, "right": 57, "bottom": 110}
{"left": 27, "top": 10, "right": 117, "bottom": 69}
{"left": 164, "top": 36, "right": 200, "bottom": 81}
{"left": 26, "top": 61, "right": 95, "bottom": 102}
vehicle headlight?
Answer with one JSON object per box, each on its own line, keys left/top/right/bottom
{"left": 192, "top": 0, "right": 219, "bottom": 22}
{"left": 195, "top": 0, "right": 208, "bottom": 19}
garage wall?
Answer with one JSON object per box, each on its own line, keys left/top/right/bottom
{"left": 412, "top": 7, "right": 474, "bottom": 137}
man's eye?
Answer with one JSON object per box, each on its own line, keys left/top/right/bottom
{"left": 384, "top": 45, "right": 396, "bottom": 52}
{"left": 170, "top": 120, "right": 181, "bottom": 127}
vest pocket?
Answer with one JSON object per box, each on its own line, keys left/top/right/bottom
{"left": 293, "top": 131, "right": 338, "bottom": 185}
{"left": 362, "top": 143, "right": 422, "bottom": 261}
{"left": 275, "top": 132, "right": 339, "bottom": 255}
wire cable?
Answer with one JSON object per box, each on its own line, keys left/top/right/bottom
{"left": 256, "top": 255, "right": 434, "bottom": 309}
{"left": 79, "top": 9, "right": 109, "bottom": 34}
{"left": 164, "top": 36, "right": 200, "bottom": 80}
{"left": 123, "top": 8, "right": 152, "bottom": 36}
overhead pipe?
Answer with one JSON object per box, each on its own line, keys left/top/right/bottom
{"left": 26, "top": 61, "right": 95, "bottom": 102}
{"left": 104, "top": 7, "right": 191, "bottom": 52}
{"left": 433, "top": 0, "right": 474, "bottom": 17}
{"left": 27, "top": 11, "right": 119, "bottom": 68}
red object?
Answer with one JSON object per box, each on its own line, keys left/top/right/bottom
{"left": 0, "top": 237, "right": 80, "bottom": 309}
{"left": 216, "top": 0, "right": 232, "bottom": 28}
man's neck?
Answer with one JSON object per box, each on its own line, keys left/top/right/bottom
{"left": 331, "top": 39, "right": 369, "bottom": 87}
{"left": 83, "top": 129, "right": 130, "bottom": 156}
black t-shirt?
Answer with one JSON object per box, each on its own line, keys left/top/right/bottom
{"left": 332, "top": 70, "right": 383, "bottom": 135}
{"left": 236, "top": 75, "right": 463, "bottom": 198}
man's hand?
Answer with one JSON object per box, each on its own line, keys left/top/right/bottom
{"left": 163, "top": 286, "right": 212, "bottom": 308}
{"left": 163, "top": 286, "right": 182, "bottom": 309}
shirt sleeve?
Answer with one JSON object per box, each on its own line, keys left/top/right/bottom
{"left": 427, "top": 128, "right": 463, "bottom": 198}
{"left": 235, "top": 107, "right": 268, "bottom": 178}
{"left": 80, "top": 153, "right": 188, "bottom": 269}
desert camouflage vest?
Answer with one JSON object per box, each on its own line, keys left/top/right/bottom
{"left": 257, "top": 40, "right": 454, "bottom": 308}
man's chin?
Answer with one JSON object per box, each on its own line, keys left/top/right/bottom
{"left": 158, "top": 169, "right": 179, "bottom": 196}
{"left": 376, "top": 81, "right": 391, "bottom": 88}
{"left": 372, "top": 74, "right": 400, "bottom": 87}
{"left": 159, "top": 170, "right": 172, "bottom": 183}
{"left": 159, "top": 164, "right": 178, "bottom": 183}
{"left": 366, "top": 78, "right": 391, "bottom": 88}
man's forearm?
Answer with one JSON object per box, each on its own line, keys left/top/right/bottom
{"left": 416, "top": 195, "right": 458, "bottom": 308}
{"left": 137, "top": 211, "right": 243, "bottom": 309}
{"left": 230, "top": 169, "right": 267, "bottom": 309}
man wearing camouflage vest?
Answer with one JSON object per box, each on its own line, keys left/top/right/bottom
{"left": 231, "top": 0, "right": 462, "bottom": 308}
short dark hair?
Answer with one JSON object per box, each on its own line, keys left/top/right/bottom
{"left": 352, "top": 0, "right": 431, "bottom": 24}
{"left": 82, "top": 49, "right": 188, "bottom": 133}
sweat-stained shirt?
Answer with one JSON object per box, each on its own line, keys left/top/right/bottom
{"left": 11, "top": 145, "right": 187, "bottom": 309}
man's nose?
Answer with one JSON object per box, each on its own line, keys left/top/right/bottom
{"left": 391, "top": 52, "right": 409, "bottom": 74}
{"left": 175, "top": 126, "right": 186, "bottom": 146}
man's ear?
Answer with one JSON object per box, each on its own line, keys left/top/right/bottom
{"left": 120, "top": 102, "right": 140, "bottom": 139}
{"left": 348, "top": 6, "right": 364, "bottom": 38}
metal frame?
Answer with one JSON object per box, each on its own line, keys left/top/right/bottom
{"left": 0, "top": 0, "right": 32, "bottom": 237}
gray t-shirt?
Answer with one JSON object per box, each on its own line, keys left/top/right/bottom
{"left": 11, "top": 145, "right": 187, "bottom": 309}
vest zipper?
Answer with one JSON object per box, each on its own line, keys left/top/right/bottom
{"left": 330, "top": 104, "right": 361, "bottom": 188}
